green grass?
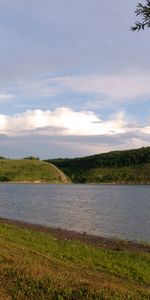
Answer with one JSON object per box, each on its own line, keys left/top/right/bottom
{"left": 0, "top": 159, "right": 69, "bottom": 183}
{"left": 0, "top": 222, "right": 150, "bottom": 299}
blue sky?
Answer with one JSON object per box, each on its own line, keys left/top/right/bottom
{"left": 0, "top": 0, "right": 150, "bottom": 158}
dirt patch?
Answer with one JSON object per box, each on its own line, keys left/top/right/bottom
{"left": 0, "top": 217, "right": 149, "bottom": 253}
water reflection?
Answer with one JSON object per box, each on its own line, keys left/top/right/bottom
{"left": 0, "top": 183, "right": 150, "bottom": 242}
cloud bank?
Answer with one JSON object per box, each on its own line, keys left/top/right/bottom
{"left": 0, "top": 94, "right": 15, "bottom": 101}
{"left": 50, "top": 71, "right": 150, "bottom": 101}
{"left": 0, "top": 107, "right": 149, "bottom": 158}
{"left": 0, "top": 107, "right": 149, "bottom": 137}
{"left": 11, "top": 70, "right": 150, "bottom": 106}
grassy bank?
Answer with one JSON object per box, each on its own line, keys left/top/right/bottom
{"left": 0, "top": 159, "right": 69, "bottom": 183}
{"left": 0, "top": 220, "right": 150, "bottom": 299}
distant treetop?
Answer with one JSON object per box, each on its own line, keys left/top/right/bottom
{"left": 131, "top": 0, "right": 150, "bottom": 31}
{"left": 23, "top": 156, "right": 39, "bottom": 160}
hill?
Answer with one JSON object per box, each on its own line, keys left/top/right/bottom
{"left": 0, "top": 159, "right": 69, "bottom": 183}
{"left": 46, "top": 147, "right": 150, "bottom": 183}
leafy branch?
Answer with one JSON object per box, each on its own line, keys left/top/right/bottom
{"left": 131, "top": 0, "right": 150, "bottom": 31}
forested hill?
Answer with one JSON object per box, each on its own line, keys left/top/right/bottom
{"left": 46, "top": 147, "right": 150, "bottom": 183}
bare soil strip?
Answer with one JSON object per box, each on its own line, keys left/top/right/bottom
{"left": 0, "top": 217, "right": 149, "bottom": 253}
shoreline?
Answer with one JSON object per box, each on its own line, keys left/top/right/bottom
{"left": 0, "top": 181, "right": 150, "bottom": 185}
{"left": 0, "top": 217, "right": 150, "bottom": 253}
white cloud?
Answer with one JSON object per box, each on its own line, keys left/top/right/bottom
{"left": 140, "top": 125, "right": 150, "bottom": 135}
{"left": 10, "top": 70, "right": 150, "bottom": 103}
{"left": 0, "top": 107, "right": 150, "bottom": 158}
{"left": 0, "top": 94, "right": 15, "bottom": 101}
{"left": 50, "top": 71, "right": 150, "bottom": 100}
{"left": 0, "top": 107, "right": 149, "bottom": 138}
{"left": 12, "top": 79, "right": 57, "bottom": 99}
{"left": 0, "top": 108, "right": 129, "bottom": 136}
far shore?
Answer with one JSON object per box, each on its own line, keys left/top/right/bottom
{"left": 0, "top": 181, "right": 71, "bottom": 184}
{"left": 0, "top": 217, "right": 149, "bottom": 253}
{"left": 0, "top": 181, "right": 150, "bottom": 185}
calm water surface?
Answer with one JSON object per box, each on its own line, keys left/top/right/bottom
{"left": 0, "top": 184, "right": 150, "bottom": 242}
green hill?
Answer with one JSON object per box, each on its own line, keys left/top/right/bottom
{"left": 0, "top": 159, "right": 70, "bottom": 183}
{"left": 46, "top": 147, "right": 150, "bottom": 183}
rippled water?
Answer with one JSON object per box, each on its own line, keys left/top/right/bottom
{"left": 0, "top": 183, "right": 150, "bottom": 242}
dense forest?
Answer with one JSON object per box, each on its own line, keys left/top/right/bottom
{"left": 46, "top": 147, "right": 150, "bottom": 183}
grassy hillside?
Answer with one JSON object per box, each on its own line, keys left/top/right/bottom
{"left": 0, "top": 220, "right": 150, "bottom": 299}
{"left": 0, "top": 159, "right": 69, "bottom": 183}
{"left": 47, "top": 147, "right": 150, "bottom": 183}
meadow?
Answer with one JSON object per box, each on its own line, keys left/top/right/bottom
{"left": 0, "top": 159, "right": 69, "bottom": 183}
{"left": 0, "top": 220, "right": 150, "bottom": 299}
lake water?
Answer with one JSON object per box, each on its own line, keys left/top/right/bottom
{"left": 0, "top": 183, "right": 150, "bottom": 242}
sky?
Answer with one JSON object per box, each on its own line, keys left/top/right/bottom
{"left": 0, "top": 0, "right": 150, "bottom": 158}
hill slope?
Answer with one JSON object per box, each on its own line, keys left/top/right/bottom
{"left": 0, "top": 220, "right": 150, "bottom": 300}
{"left": 47, "top": 147, "right": 150, "bottom": 183}
{"left": 0, "top": 159, "right": 69, "bottom": 183}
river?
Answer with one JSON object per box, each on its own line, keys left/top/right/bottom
{"left": 0, "top": 183, "right": 150, "bottom": 242}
